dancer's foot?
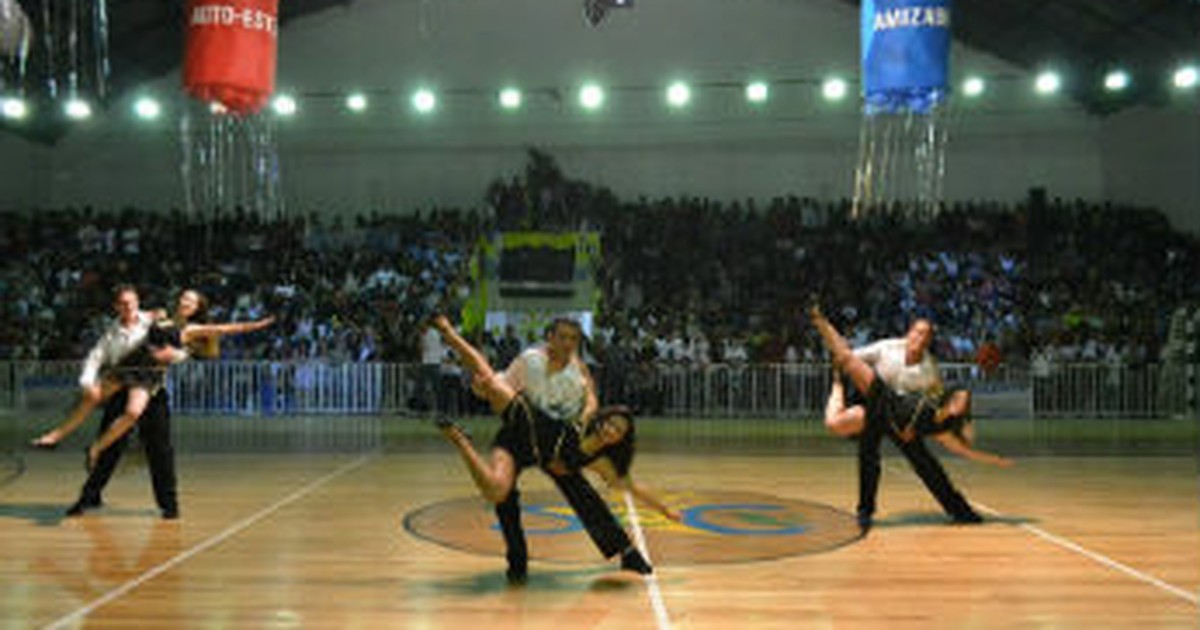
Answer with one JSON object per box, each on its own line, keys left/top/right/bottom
{"left": 30, "top": 432, "right": 61, "bottom": 450}
{"left": 431, "top": 314, "right": 453, "bottom": 334}
{"left": 619, "top": 547, "right": 653, "bottom": 575}
{"left": 856, "top": 513, "right": 873, "bottom": 537}
{"left": 65, "top": 497, "right": 103, "bottom": 517}
{"left": 951, "top": 510, "right": 984, "bottom": 525}
{"left": 505, "top": 564, "right": 528, "bottom": 586}
{"left": 806, "top": 293, "right": 824, "bottom": 320}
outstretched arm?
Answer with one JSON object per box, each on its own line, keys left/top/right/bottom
{"left": 182, "top": 316, "right": 276, "bottom": 342}
{"left": 577, "top": 359, "right": 600, "bottom": 427}
{"left": 590, "top": 458, "right": 681, "bottom": 521}
{"left": 932, "top": 433, "right": 1015, "bottom": 468}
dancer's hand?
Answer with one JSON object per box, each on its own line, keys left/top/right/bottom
{"left": 86, "top": 444, "right": 101, "bottom": 472}
{"left": 30, "top": 431, "right": 62, "bottom": 449}
{"left": 151, "top": 345, "right": 188, "bottom": 365}
{"left": 432, "top": 314, "right": 451, "bottom": 333}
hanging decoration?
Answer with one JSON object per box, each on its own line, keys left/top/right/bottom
{"left": 860, "top": 0, "right": 951, "bottom": 115}
{"left": 0, "top": 0, "right": 108, "bottom": 100}
{"left": 179, "top": 100, "right": 284, "bottom": 225}
{"left": 853, "top": 0, "right": 952, "bottom": 221}
{"left": 183, "top": 0, "right": 279, "bottom": 115}
{"left": 0, "top": 0, "right": 31, "bottom": 59}
{"left": 180, "top": 1, "right": 284, "bottom": 224}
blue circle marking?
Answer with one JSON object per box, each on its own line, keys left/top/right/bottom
{"left": 682, "top": 504, "right": 809, "bottom": 536}
{"left": 492, "top": 502, "right": 810, "bottom": 537}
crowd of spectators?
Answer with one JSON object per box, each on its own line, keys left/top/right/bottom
{"left": 0, "top": 205, "right": 482, "bottom": 362}
{"left": 589, "top": 196, "right": 1198, "bottom": 371}
{"left": 2, "top": 159, "right": 1197, "bottom": 373}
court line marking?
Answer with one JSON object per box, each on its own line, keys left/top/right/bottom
{"left": 42, "top": 454, "right": 375, "bottom": 630}
{"left": 623, "top": 490, "right": 673, "bottom": 630}
{"left": 882, "top": 460, "right": 1198, "bottom": 606}
{"left": 972, "top": 499, "right": 1199, "bottom": 606}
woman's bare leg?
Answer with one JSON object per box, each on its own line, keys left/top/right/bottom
{"left": 32, "top": 380, "right": 121, "bottom": 447}
{"left": 823, "top": 377, "right": 866, "bottom": 437}
{"left": 87, "top": 387, "right": 151, "bottom": 468}
{"left": 441, "top": 425, "right": 517, "bottom": 504}
{"left": 432, "top": 314, "right": 521, "bottom": 502}
{"left": 432, "top": 315, "right": 517, "bottom": 414}
{"left": 808, "top": 305, "right": 876, "bottom": 397}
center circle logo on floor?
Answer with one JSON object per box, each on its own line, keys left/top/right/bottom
{"left": 404, "top": 488, "right": 860, "bottom": 565}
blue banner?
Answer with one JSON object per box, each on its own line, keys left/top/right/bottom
{"left": 861, "top": 0, "right": 951, "bottom": 114}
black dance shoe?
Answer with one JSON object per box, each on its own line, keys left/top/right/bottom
{"left": 65, "top": 498, "right": 103, "bottom": 517}
{"left": 951, "top": 511, "right": 984, "bottom": 525}
{"left": 619, "top": 548, "right": 654, "bottom": 575}
{"left": 505, "top": 565, "right": 528, "bottom": 586}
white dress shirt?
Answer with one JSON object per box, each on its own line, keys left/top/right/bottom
{"left": 852, "top": 337, "right": 940, "bottom": 395}
{"left": 78, "top": 312, "right": 154, "bottom": 387}
{"left": 503, "top": 346, "right": 589, "bottom": 422}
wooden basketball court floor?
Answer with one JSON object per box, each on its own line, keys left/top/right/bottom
{"left": 1, "top": 447, "right": 1196, "bottom": 629}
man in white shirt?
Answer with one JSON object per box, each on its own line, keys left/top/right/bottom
{"left": 65, "top": 285, "right": 182, "bottom": 519}
{"left": 485, "top": 317, "right": 652, "bottom": 584}
{"left": 838, "top": 318, "right": 982, "bottom": 534}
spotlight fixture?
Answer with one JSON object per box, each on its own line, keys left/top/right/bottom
{"left": 666, "top": 81, "right": 692, "bottom": 108}
{"left": 578, "top": 83, "right": 605, "bottom": 110}
{"left": 1173, "top": 65, "right": 1198, "bottom": 89}
{"left": 745, "top": 81, "right": 769, "bottom": 104}
{"left": 411, "top": 89, "right": 437, "bottom": 113}
{"left": 346, "top": 93, "right": 368, "bottom": 112}
{"left": 134, "top": 96, "right": 161, "bottom": 120}
{"left": 498, "top": 87, "right": 522, "bottom": 110}
{"left": 272, "top": 94, "right": 297, "bottom": 116}
{"left": 1035, "top": 71, "right": 1061, "bottom": 95}
{"left": 64, "top": 98, "right": 92, "bottom": 120}
{"left": 822, "top": 77, "right": 848, "bottom": 101}
{"left": 1103, "top": 70, "right": 1129, "bottom": 92}
{"left": 961, "top": 76, "right": 985, "bottom": 97}
{"left": 2, "top": 97, "right": 28, "bottom": 120}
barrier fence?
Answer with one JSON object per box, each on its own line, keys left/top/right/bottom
{"left": 0, "top": 359, "right": 1192, "bottom": 420}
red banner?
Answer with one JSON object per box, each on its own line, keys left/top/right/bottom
{"left": 183, "top": 0, "right": 279, "bottom": 114}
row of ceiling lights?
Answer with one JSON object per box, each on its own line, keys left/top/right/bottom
{"left": 3, "top": 66, "right": 1197, "bottom": 122}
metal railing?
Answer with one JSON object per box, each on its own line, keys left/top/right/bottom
{"left": 0, "top": 360, "right": 1192, "bottom": 419}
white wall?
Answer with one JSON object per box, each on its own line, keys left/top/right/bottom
{"left": 1, "top": 0, "right": 1192, "bottom": 232}
{"left": 1100, "top": 104, "right": 1200, "bottom": 234}
{"left": 0, "top": 134, "right": 45, "bottom": 209}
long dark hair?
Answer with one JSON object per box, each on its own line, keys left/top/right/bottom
{"left": 177, "top": 289, "right": 217, "bottom": 358}
{"left": 588, "top": 405, "right": 637, "bottom": 477}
